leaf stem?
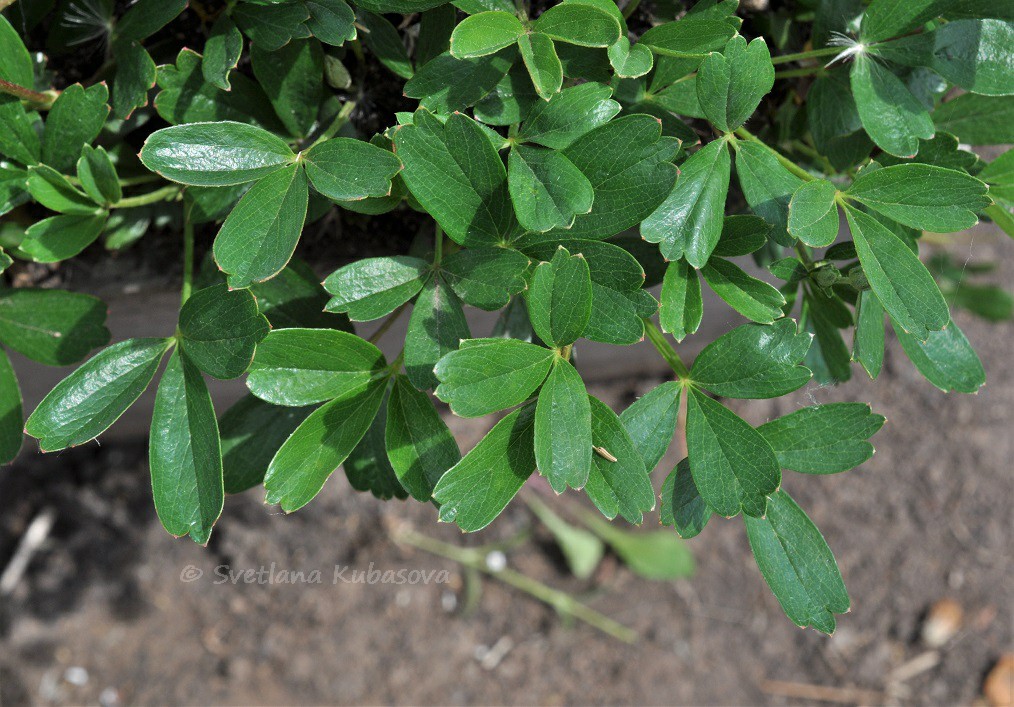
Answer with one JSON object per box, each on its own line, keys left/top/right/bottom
{"left": 643, "top": 319, "right": 691, "bottom": 380}
{"left": 733, "top": 127, "right": 815, "bottom": 182}
{"left": 181, "top": 202, "right": 195, "bottom": 306}
{"left": 309, "top": 100, "right": 357, "bottom": 149}
{"left": 774, "top": 66, "right": 824, "bottom": 80}
{"left": 368, "top": 301, "right": 410, "bottom": 344}
{"left": 113, "top": 185, "right": 183, "bottom": 208}
{"left": 0, "top": 78, "right": 57, "bottom": 109}
{"left": 391, "top": 524, "right": 638, "bottom": 644}
{"left": 771, "top": 45, "right": 842, "bottom": 66}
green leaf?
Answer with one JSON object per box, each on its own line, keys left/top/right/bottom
{"left": 417, "top": 4, "right": 456, "bottom": 65}
{"left": 696, "top": 36, "right": 774, "bottom": 132}
{"left": 220, "top": 394, "right": 315, "bottom": 494}
{"left": 304, "top": 0, "right": 357, "bottom": 46}
{"left": 394, "top": 110, "right": 517, "bottom": 246}
{"left": 203, "top": 15, "right": 244, "bottom": 90}
{"left": 0, "top": 164, "right": 28, "bottom": 216}
{"left": 639, "top": 18, "right": 737, "bottom": 58}
{"left": 385, "top": 375, "right": 460, "bottom": 501}
{"left": 803, "top": 290, "right": 853, "bottom": 385}
{"left": 250, "top": 259, "right": 349, "bottom": 330}
{"left": 264, "top": 378, "right": 387, "bottom": 512}
{"left": 844, "top": 204, "right": 948, "bottom": 340}
{"left": 360, "top": 11, "right": 414, "bottom": 79}
{"left": 76, "top": 145, "right": 121, "bottom": 206}
{"left": 733, "top": 140, "right": 805, "bottom": 246}
{"left": 21, "top": 213, "right": 107, "bottom": 263}
{"left": 584, "top": 396, "right": 655, "bottom": 524}
{"left": 449, "top": 10, "right": 524, "bottom": 58}
{"left": 42, "top": 83, "right": 110, "bottom": 173}
{"left": 713, "top": 214, "right": 771, "bottom": 257}
{"left": 807, "top": 71, "right": 872, "bottom": 171}
{"left": 25, "top": 338, "right": 172, "bottom": 452}
{"left": 619, "top": 380, "right": 680, "bottom": 473}
{"left": 404, "top": 276, "right": 470, "bottom": 390}
{"left": 608, "top": 37, "right": 653, "bottom": 78}
{"left": 0, "top": 15, "right": 34, "bottom": 87}
{"left": 433, "top": 338, "right": 555, "bottom": 417}
{"left": 893, "top": 317, "right": 986, "bottom": 393}
{"left": 518, "top": 81, "right": 620, "bottom": 149}
{"left": 525, "top": 497, "right": 604, "bottom": 580}
{"left": 745, "top": 490, "right": 849, "bottom": 634}
{"left": 660, "top": 260, "right": 703, "bottom": 340}
{"left": 114, "top": 0, "right": 185, "bottom": 42}
{"left": 642, "top": 139, "right": 731, "bottom": 266}
{"left": 405, "top": 49, "right": 515, "bottom": 113}
{"left": 932, "top": 94, "right": 1014, "bottom": 145}
{"left": 758, "top": 403, "right": 885, "bottom": 475}
{"left": 474, "top": 63, "right": 540, "bottom": 125}
{"left": 323, "top": 256, "right": 429, "bottom": 320}
{"left": 788, "top": 179, "right": 840, "bottom": 247}
{"left": 846, "top": 164, "right": 990, "bottom": 233}
{"left": 440, "top": 246, "right": 530, "bottom": 310}
{"left": 345, "top": 388, "right": 410, "bottom": 500}
{"left": 861, "top": 0, "right": 952, "bottom": 43}
{"left": 691, "top": 319, "right": 812, "bottom": 399}
{"left": 27, "top": 165, "right": 100, "bottom": 215}
{"left": 853, "top": 289, "right": 886, "bottom": 378}
{"left": 302, "top": 137, "right": 402, "bottom": 203}
{"left": 177, "top": 284, "right": 270, "bottom": 380}
{"left": 0, "top": 96, "right": 40, "bottom": 166}
{"left": 518, "top": 31, "right": 563, "bottom": 100}
{"left": 0, "top": 288, "right": 109, "bottom": 365}
{"left": 0, "top": 349, "right": 23, "bottom": 463}
{"left": 233, "top": 1, "right": 311, "bottom": 51}
{"left": 535, "top": 358, "right": 592, "bottom": 493}
{"left": 247, "top": 328, "right": 386, "bottom": 406}
{"left": 251, "top": 38, "right": 324, "bottom": 138}
{"left": 111, "top": 42, "right": 157, "bottom": 119}
{"left": 851, "top": 54, "right": 935, "bottom": 158}
{"left": 508, "top": 144, "right": 592, "bottom": 232}
{"left": 528, "top": 246, "right": 593, "bottom": 346}
{"left": 660, "top": 458, "right": 712, "bottom": 539}
{"left": 533, "top": 4, "right": 621, "bottom": 47}
{"left": 213, "top": 163, "right": 309, "bottom": 288}
{"left": 432, "top": 404, "right": 536, "bottom": 531}
{"left": 701, "top": 257, "right": 787, "bottom": 324}
{"left": 551, "top": 114, "right": 679, "bottom": 240}
{"left": 685, "top": 387, "right": 780, "bottom": 518}
{"left": 140, "top": 121, "right": 296, "bottom": 186}
{"left": 149, "top": 349, "right": 223, "bottom": 545}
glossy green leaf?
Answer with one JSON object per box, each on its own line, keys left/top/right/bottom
{"left": 203, "top": 15, "right": 244, "bottom": 90}
{"left": 685, "top": 387, "right": 780, "bottom": 518}
{"left": 394, "top": 110, "right": 517, "bottom": 246}
{"left": 508, "top": 144, "right": 593, "bottom": 232}
{"left": 345, "top": 389, "right": 409, "bottom": 500}
{"left": 0, "top": 96, "right": 40, "bottom": 166}
{"left": 449, "top": 11, "right": 524, "bottom": 58}
{"left": 433, "top": 338, "right": 555, "bottom": 417}
{"left": 404, "top": 276, "right": 470, "bottom": 390}
{"left": 535, "top": 358, "right": 592, "bottom": 492}
{"left": 433, "top": 404, "right": 536, "bottom": 531}
{"left": 660, "top": 259, "right": 703, "bottom": 341}
{"left": 361, "top": 12, "right": 414, "bottom": 79}
{"left": 642, "top": 139, "right": 731, "bottom": 266}
{"left": 608, "top": 37, "right": 653, "bottom": 78}
{"left": 932, "top": 94, "right": 1014, "bottom": 145}
{"left": 660, "top": 458, "right": 712, "bottom": 539}
{"left": 583, "top": 396, "right": 655, "bottom": 524}
{"left": 533, "top": 4, "right": 620, "bottom": 47}
{"left": 518, "top": 31, "right": 563, "bottom": 100}
{"left": 149, "top": 349, "right": 223, "bottom": 545}
{"left": 851, "top": 54, "right": 935, "bottom": 158}
{"left": 733, "top": 140, "right": 805, "bottom": 247}
{"left": 701, "top": 257, "right": 787, "bottom": 324}
{"left": 440, "top": 247, "right": 530, "bottom": 310}
{"left": 220, "top": 394, "right": 315, "bottom": 494}
{"left": 177, "top": 284, "right": 270, "bottom": 380}
{"left": 696, "top": 36, "right": 774, "bottom": 132}
{"left": 76, "top": 145, "right": 121, "bottom": 206}
{"left": 405, "top": 49, "right": 515, "bottom": 113}
{"left": 528, "top": 246, "right": 593, "bottom": 346}
{"left": 853, "top": 289, "right": 886, "bottom": 378}
{"left": 114, "top": 0, "right": 185, "bottom": 42}
{"left": 385, "top": 375, "right": 460, "bottom": 501}
{"left": 788, "top": 179, "right": 840, "bottom": 247}
{"left": 264, "top": 378, "right": 387, "bottom": 512}
{"left": 303, "top": 137, "right": 402, "bottom": 202}
{"left": 639, "top": 18, "right": 737, "bottom": 58}
{"left": 893, "top": 317, "right": 986, "bottom": 393}
{"left": 305, "top": 0, "right": 357, "bottom": 46}
{"left": 27, "top": 165, "right": 100, "bottom": 215}
{"left": 0, "top": 288, "right": 109, "bottom": 365}
{"left": 844, "top": 204, "right": 948, "bottom": 340}
{"left": 619, "top": 380, "right": 680, "bottom": 473}
{"left": 111, "top": 41, "right": 157, "bottom": 119}
{"left": 0, "top": 349, "right": 23, "bottom": 463}
{"left": 745, "top": 490, "right": 849, "bottom": 634}
{"left": 213, "top": 163, "right": 309, "bottom": 288}
{"left": 324, "top": 256, "right": 429, "bottom": 320}
{"left": 846, "top": 164, "right": 990, "bottom": 233}
{"left": 758, "top": 403, "right": 885, "bottom": 475}
{"left": 473, "top": 63, "right": 540, "bottom": 125}
{"left": 233, "top": 1, "right": 311, "bottom": 51}
{"left": 25, "top": 338, "right": 172, "bottom": 451}
{"left": 21, "top": 213, "right": 107, "bottom": 263}
{"left": 251, "top": 39, "right": 324, "bottom": 138}
{"left": 247, "top": 328, "right": 386, "bottom": 406}
{"left": 861, "top": 0, "right": 952, "bottom": 43}
{"left": 41, "top": 83, "right": 110, "bottom": 173}
{"left": 518, "top": 81, "right": 620, "bottom": 149}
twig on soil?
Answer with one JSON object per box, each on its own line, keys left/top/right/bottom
{"left": 759, "top": 679, "right": 884, "bottom": 705}
{"left": 0, "top": 507, "right": 57, "bottom": 595}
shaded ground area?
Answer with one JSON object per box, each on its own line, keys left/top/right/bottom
{"left": 1, "top": 244, "right": 1011, "bottom": 706}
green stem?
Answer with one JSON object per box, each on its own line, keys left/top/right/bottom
{"left": 392, "top": 524, "right": 638, "bottom": 644}
{"left": 69, "top": 173, "right": 162, "bottom": 188}
{"left": 774, "top": 66, "right": 825, "bottom": 80}
{"left": 368, "top": 301, "right": 410, "bottom": 344}
{"left": 733, "top": 127, "right": 815, "bottom": 182}
{"left": 643, "top": 319, "right": 690, "bottom": 380}
{"left": 113, "top": 185, "right": 183, "bottom": 209}
{"left": 181, "top": 203, "right": 195, "bottom": 306}
{"left": 771, "top": 45, "right": 842, "bottom": 66}
{"left": 0, "top": 78, "right": 57, "bottom": 108}
{"left": 309, "top": 100, "right": 357, "bottom": 148}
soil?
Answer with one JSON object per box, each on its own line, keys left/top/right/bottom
{"left": 1, "top": 239, "right": 1011, "bottom": 706}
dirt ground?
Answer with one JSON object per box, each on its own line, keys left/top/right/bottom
{"left": 1, "top": 242, "right": 1011, "bottom": 707}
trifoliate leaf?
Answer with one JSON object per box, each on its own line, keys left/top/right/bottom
{"left": 788, "top": 179, "right": 840, "bottom": 247}
{"left": 696, "top": 36, "right": 774, "bottom": 132}
{"left": 404, "top": 49, "right": 515, "bottom": 113}
{"left": 639, "top": 18, "right": 737, "bottom": 58}
{"left": 111, "top": 42, "right": 156, "bottom": 119}
{"left": 42, "top": 83, "right": 110, "bottom": 173}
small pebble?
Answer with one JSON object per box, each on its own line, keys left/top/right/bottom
{"left": 485, "top": 551, "right": 507, "bottom": 572}
{"left": 921, "top": 598, "right": 963, "bottom": 647}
